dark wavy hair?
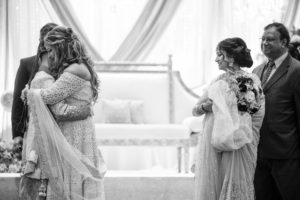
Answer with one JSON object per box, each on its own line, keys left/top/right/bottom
{"left": 29, "top": 23, "right": 58, "bottom": 85}
{"left": 217, "top": 37, "right": 253, "bottom": 68}
{"left": 44, "top": 26, "right": 99, "bottom": 102}
{"left": 38, "top": 23, "right": 59, "bottom": 55}
{"left": 289, "top": 42, "right": 300, "bottom": 61}
{"left": 264, "top": 22, "right": 290, "bottom": 47}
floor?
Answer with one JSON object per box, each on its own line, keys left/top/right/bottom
{"left": 0, "top": 171, "right": 195, "bottom": 200}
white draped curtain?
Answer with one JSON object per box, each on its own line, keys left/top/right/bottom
{"left": 111, "top": 0, "right": 182, "bottom": 61}
{"left": 146, "top": 0, "right": 288, "bottom": 89}
{"left": 281, "top": 0, "right": 300, "bottom": 30}
{"left": 0, "top": 0, "right": 11, "bottom": 141}
{"left": 43, "top": 0, "right": 104, "bottom": 60}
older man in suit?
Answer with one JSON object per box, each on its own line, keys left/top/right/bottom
{"left": 253, "top": 22, "right": 300, "bottom": 200}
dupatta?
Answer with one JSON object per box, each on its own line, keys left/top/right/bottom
{"left": 27, "top": 89, "right": 105, "bottom": 200}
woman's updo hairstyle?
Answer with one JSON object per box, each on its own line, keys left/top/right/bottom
{"left": 217, "top": 37, "right": 253, "bottom": 68}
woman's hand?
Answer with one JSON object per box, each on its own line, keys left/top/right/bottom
{"left": 202, "top": 99, "right": 213, "bottom": 112}
{"left": 192, "top": 99, "right": 213, "bottom": 116}
{"left": 21, "top": 84, "right": 29, "bottom": 102}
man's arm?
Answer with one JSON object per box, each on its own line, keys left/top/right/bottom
{"left": 11, "top": 58, "right": 32, "bottom": 141}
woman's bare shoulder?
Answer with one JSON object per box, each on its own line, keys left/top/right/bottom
{"left": 64, "top": 63, "right": 91, "bottom": 80}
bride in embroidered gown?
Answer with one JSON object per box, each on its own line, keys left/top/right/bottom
{"left": 193, "top": 38, "right": 265, "bottom": 200}
{"left": 20, "top": 26, "right": 106, "bottom": 200}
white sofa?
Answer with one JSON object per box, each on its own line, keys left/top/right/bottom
{"left": 93, "top": 59, "right": 199, "bottom": 172}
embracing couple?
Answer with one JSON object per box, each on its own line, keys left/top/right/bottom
{"left": 193, "top": 22, "right": 300, "bottom": 200}
{"left": 12, "top": 23, "right": 106, "bottom": 199}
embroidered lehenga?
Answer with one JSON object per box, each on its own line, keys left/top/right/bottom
{"left": 194, "top": 70, "right": 265, "bottom": 200}
{"left": 19, "top": 71, "right": 106, "bottom": 200}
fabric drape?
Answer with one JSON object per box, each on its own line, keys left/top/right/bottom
{"left": 110, "top": 0, "right": 182, "bottom": 61}
{"left": 44, "top": 0, "right": 104, "bottom": 61}
{"left": 208, "top": 80, "right": 253, "bottom": 151}
{"left": 0, "top": 0, "right": 13, "bottom": 141}
{"left": 281, "top": 0, "right": 300, "bottom": 30}
{"left": 194, "top": 71, "right": 265, "bottom": 200}
{"left": 25, "top": 89, "right": 105, "bottom": 199}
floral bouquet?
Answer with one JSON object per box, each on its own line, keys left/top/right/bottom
{"left": 0, "top": 139, "right": 22, "bottom": 173}
{"left": 231, "top": 75, "right": 261, "bottom": 115}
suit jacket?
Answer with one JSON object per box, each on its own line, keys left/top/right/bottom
{"left": 11, "top": 55, "right": 38, "bottom": 139}
{"left": 253, "top": 54, "right": 300, "bottom": 159}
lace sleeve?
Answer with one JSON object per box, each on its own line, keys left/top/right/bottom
{"left": 208, "top": 80, "right": 253, "bottom": 151}
{"left": 38, "top": 72, "right": 92, "bottom": 121}
{"left": 37, "top": 71, "right": 55, "bottom": 88}
{"left": 40, "top": 72, "right": 86, "bottom": 105}
{"left": 51, "top": 103, "right": 92, "bottom": 121}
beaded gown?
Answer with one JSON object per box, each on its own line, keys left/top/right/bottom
{"left": 19, "top": 71, "right": 106, "bottom": 200}
{"left": 194, "top": 70, "right": 265, "bottom": 200}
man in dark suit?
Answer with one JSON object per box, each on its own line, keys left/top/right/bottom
{"left": 12, "top": 23, "right": 58, "bottom": 145}
{"left": 253, "top": 22, "right": 300, "bottom": 200}
{"left": 11, "top": 23, "right": 92, "bottom": 145}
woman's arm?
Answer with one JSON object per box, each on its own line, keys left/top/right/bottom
{"left": 192, "top": 90, "right": 212, "bottom": 116}
{"left": 40, "top": 71, "right": 92, "bottom": 121}
{"left": 40, "top": 63, "right": 90, "bottom": 105}
{"left": 51, "top": 103, "right": 92, "bottom": 121}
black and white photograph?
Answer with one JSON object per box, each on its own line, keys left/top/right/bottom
{"left": 0, "top": 0, "right": 300, "bottom": 199}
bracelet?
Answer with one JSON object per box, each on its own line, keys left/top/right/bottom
{"left": 201, "top": 104, "right": 209, "bottom": 113}
{"left": 193, "top": 104, "right": 205, "bottom": 116}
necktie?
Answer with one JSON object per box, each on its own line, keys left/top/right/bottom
{"left": 262, "top": 61, "right": 275, "bottom": 85}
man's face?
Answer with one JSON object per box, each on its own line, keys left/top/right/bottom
{"left": 38, "top": 37, "right": 47, "bottom": 54}
{"left": 261, "top": 27, "right": 286, "bottom": 60}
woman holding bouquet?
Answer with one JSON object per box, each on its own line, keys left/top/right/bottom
{"left": 193, "top": 37, "right": 265, "bottom": 200}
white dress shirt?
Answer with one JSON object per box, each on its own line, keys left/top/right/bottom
{"left": 266, "top": 51, "right": 288, "bottom": 82}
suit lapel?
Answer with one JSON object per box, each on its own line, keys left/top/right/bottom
{"left": 263, "top": 55, "right": 290, "bottom": 93}
{"left": 256, "top": 64, "right": 265, "bottom": 81}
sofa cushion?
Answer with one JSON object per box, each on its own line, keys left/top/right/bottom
{"left": 129, "top": 100, "right": 144, "bottom": 124}
{"left": 94, "top": 99, "right": 132, "bottom": 124}
{"left": 97, "top": 73, "right": 169, "bottom": 124}
{"left": 94, "top": 99, "right": 145, "bottom": 124}
{"left": 95, "top": 124, "right": 191, "bottom": 139}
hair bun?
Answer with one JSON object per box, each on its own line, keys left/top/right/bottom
{"left": 67, "top": 27, "right": 72, "bottom": 33}
{"left": 71, "top": 34, "right": 78, "bottom": 40}
{"left": 217, "top": 37, "right": 253, "bottom": 68}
